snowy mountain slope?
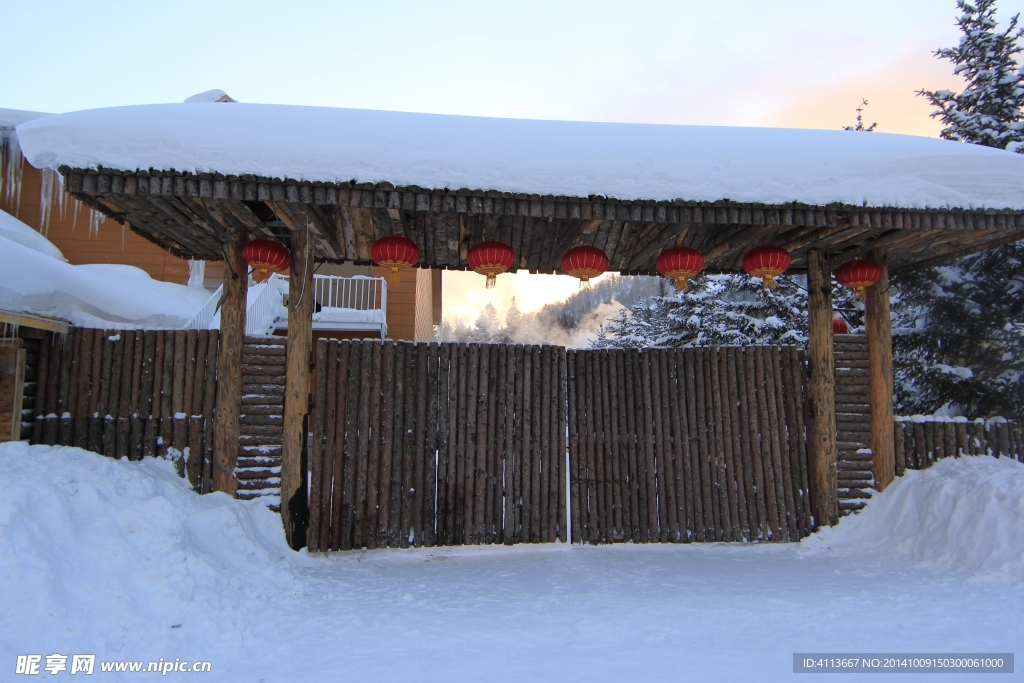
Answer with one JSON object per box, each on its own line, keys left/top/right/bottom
{"left": 0, "top": 444, "right": 1021, "bottom": 681}
{"left": 17, "top": 103, "right": 1024, "bottom": 210}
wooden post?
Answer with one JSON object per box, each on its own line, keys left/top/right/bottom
{"left": 806, "top": 249, "right": 838, "bottom": 527}
{"left": 281, "top": 224, "right": 314, "bottom": 549}
{"left": 213, "top": 225, "right": 247, "bottom": 494}
{"left": 0, "top": 340, "right": 26, "bottom": 443}
{"left": 865, "top": 250, "right": 895, "bottom": 490}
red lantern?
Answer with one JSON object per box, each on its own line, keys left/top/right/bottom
{"left": 370, "top": 235, "right": 420, "bottom": 283}
{"left": 242, "top": 239, "right": 290, "bottom": 284}
{"left": 656, "top": 246, "right": 704, "bottom": 292}
{"left": 835, "top": 258, "right": 882, "bottom": 299}
{"left": 466, "top": 241, "right": 515, "bottom": 288}
{"left": 833, "top": 317, "right": 849, "bottom": 335}
{"left": 561, "top": 246, "right": 609, "bottom": 286}
{"left": 742, "top": 244, "right": 791, "bottom": 289}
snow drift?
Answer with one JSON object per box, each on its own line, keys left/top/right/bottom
{"left": 804, "top": 455, "right": 1024, "bottom": 581}
{"left": 0, "top": 210, "right": 209, "bottom": 328}
{"left": 17, "top": 103, "right": 1024, "bottom": 210}
{"left": 0, "top": 443, "right": 298, "bottom": 662}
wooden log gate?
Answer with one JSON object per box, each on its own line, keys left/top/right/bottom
{"left": 307, "top": 340, "right": 814, "bottom": 550}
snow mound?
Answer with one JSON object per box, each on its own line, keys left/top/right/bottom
{"left": 0, "top": 221, "right": 210, "bottom": 328}
{"left": 0, "top": 443, "right": 300, "bottom": 659}
{"left": 17, "top": 103, "right": 1024, "bottom": 209}
{"left": 804, "top": 456, "right": 1024, "bottom": 581}
{"left": 0, "top": 208, "right": 64, "bottom": 260}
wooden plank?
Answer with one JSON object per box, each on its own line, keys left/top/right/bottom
{"left": 692, "top": 349, "right": 714, "bottom": 540}
{"left": 455, "top": 344, "right": 469, "bottom": 544}
{"left": 322, "top": 341, "right": 340, "bottom": 549}
{"left": 445, "top": 343, "right": 460, "bottom": 545}
{"left": 473, "top": 344, "right": 489, "bottom": 544}
{"left": 742, "top": 348, "right": 769, "bottom": 539}
{"left": 411, "top": 342, "right": 429, "bottom": 547}
{"left": 754, "top": 347, "right": 784, "bottom": 540}
{"left": 539, "top": 345, "right": 553, "bottom": 542}
{"left": 640, "top": 350, "right": 660, "bottom": 541}
{"left": 769, "top": 347, "right": 799, "bottom": 540}
{"left": 30, "top": 334, "right": 50, "bottom": 444}
{"left": 708, "top": 348, "right": 730, "bottom": 542}
{"left": 607, "top": 349, "right": 624, "bottom": 541}
{"left": 671, "top": 349, "right": 694, "bottom": 541}
{"left": 594, "top": 350, "right": 610, "bottom": 543}
{"left": 556, "top": 347, "right": 568, "bottom": 543}
{"left": 492, "top": 344, "right": 508, "bottom": 544}
{"left": 201, "top": 331, "right": 219, "bottom": 495}
{"left": 530, "top": 346, "right": 543, "bottom": 542}
{"left": 567, "top": 351, "right": 582, "bottom": 543}
{"left": 423, "top": 343, "right": 440, "bottom": 547}
{"left": 660, "top": 350, "right": 682, "bottom": 542}
{"left": 717, "top": 348, "right": 741, "bottom": 542}
{"left": 614, "top": 350, "right": 635, "bottom": 542}
{"left": 484, "top": 343, "right": 499, "bottom": 544}
{"left": 463, "top": 344, "right": 480, "bottom": 543}
{"left": 510, "top": 345, "right": 525, "bottom": 543}
{"left": 365, "top": 341, "right": 384, "bottom": 548}
{"left": 728, "top": 347, "right": 753, "bottom": 540}
{"left": 159, "top": 331, "right": 176, "bottom": 457}
{"left": 780, "top": 347, "right": 807, "bottom": 537}
{"left": 376, "top": 341, "right": 395, "bottom": 547}
{"left": 582, "top": 349, "right": 598, "bottom": 542}
{"left": 400, "top": 342, "right": 418, "bottom": 548}
{"left": 434, "top": 344, "right": 451, "bottom": 545}
{"left": 138, "top": 331, "right": 156, "bottom": 418}
{"left": 329, "top": 341, "right": 350, "bottom": 551}
{"left": 652, "top": 350, "right": 672, "bottom": 542}
{"left": 308, "top": 340, "right": 328, "bottom": 552}
{"left": 340, "top": 341, "right": 361, "bottom": 551}
{"left": 353, "top": 341, "right": 373, "bottom": 549}
{"left": 521, "top": 345, "right": 535, "bottom": 542}
{"left": 501, "top": 345, "right": 516, "bottom": 544}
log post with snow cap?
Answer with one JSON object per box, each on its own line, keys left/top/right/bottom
{"left": 806, "top": 249, "right": 838, "bottom": 527}
{"left": 212, "top": 225, "right": 247, "bottom": 495}
{"left": 279, "top": 219, "right": 314, "bottom": 549}
{"left": 865, "top": 249, "right": 895, "bottom": 491}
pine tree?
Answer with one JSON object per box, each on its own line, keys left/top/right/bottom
{"left": 892, "top": 0, "right": 1024, "bottom": 418}
{"left": 504, "top": 297, "right": 523, "bottom": 340}
{"left": 594, "top": 274, "right": 862, "bottom": 350}
{"left": 843, "top": 99, "right": 878, "bottom": 132}
{"left": 470, "top": 302, "right": 502, "bottom": 342}
{"left": 918, "top": 0, "right": 1024, "bottom": 152}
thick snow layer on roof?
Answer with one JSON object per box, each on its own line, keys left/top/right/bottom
{"left": 0, "top": 209, "right": 64, "bottom": 260}
{"left": 0, "top": 221, "right": 209, "bottom": 328}
{"left": 0, "top": 107, "right": 49, "bottom": 129}
{"left": 16, "top": 103, "right": 1024, "bottom": 211}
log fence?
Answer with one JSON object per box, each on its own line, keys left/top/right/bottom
{"left": 28, "top": 328, "right": 220, "bottom": 492}
{"left": 895, "top": 416, "right": 1024, "bottom": 470}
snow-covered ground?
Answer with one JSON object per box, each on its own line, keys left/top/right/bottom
{"left": 17, "top": 103, "right": 1024, "bottom": 210}
{"left": 1, "top": 443, "right": 1021, "bottom": 682}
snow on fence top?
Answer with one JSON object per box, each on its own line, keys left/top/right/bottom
{"left": 16, "top": 103, "right": 1024, "bottom": 211}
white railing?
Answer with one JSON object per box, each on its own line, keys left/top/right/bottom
{"left": 310, "top": 275, "right": 387, "bottom": 339}
{"left": 246, "top": 273, "right": 287, "bottom": 336}
{"left": 182, "top": 274, "right": 387, "bottom": 339}
{"left": 183, "top": 285, "right": 223, "bottom": 331}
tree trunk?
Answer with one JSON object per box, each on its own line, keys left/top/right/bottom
{"left": 281, "top": 225, "right": 314, "bottom": 549}
{"left": 806, "top": 249, "right": 838, "bottom": 527}
{"left": 865, "top": 249, "right": 895, "bottom": 490}
{"left": 212, "top": 226, "right": 247, "bottom": 494}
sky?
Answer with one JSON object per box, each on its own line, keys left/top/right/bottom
{"left": 5, "top": 0, "right": 1023, "bottom": 322}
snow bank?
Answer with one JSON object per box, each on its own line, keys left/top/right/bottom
{"left": 0, "top": 208, "right": 64, "bottom": 260}
{"left": 17, "top": 103, "right": 1024, "bottom": 210}
{"left": 804, "top": 455, "right": 1024, "bottom": 581}
{"left": 0, "top": 443, "right": 299, "bottom": 660}
{"left": 0, "top": 214, "right": 210, "bottom": 327}
{"left": 0, "top": 107, "right": 49, "bottom": 129}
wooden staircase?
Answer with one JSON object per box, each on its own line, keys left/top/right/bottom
{"left": 236, "top": 335, "right": 285, "bottom": 507}
{"left": 834, "top": 334, "right": 873, "bottom": 515}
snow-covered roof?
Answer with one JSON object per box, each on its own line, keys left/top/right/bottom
{"left": 0, "top": 107, "right": 49, "bottom": 130}
{"left": 0, "top": 210, "right": 209, "bottom": 328}
{"left": 16, "top": 103, "right": 1024, "bottom": 211}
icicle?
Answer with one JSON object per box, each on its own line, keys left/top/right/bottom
{"left": 39, "top": 168, "right": 56, "bottom": 235}
{"left": 0, "top": 129, "right": 25, "bottom": 216}
{"left": 56, "top": 173, "right": 68, "bottom": 222}
{"left": 72, "top": 200, "right": 79, "bottom": 232}
{"left": 88, "top": 208, "right": 104, "bottom": 237}
{"left": 188, "top": 260, "right": 206, "bottom": 287}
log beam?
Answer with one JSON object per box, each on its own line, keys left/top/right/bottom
{"left": 212, "top": 225, "right": 247, "bottom": 494}
{"left": 281, "top": 223, "right": 314, "bottom": 549}
{"left": 806, "top": 248, "right": 839, "bottom": 527}
{"left": 865, "top": 249, "right": 895, "bottom": 490}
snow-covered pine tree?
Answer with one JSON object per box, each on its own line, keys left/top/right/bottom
{"left": 593, "top": 274, "right": 863, "bottom": 350}
{"left": 918, "top": 0, "right": 1024, "bottom": 151}
{"left": 469, "top": 302, "right": 502, "bottom": 342}
{"left": 843, "top": 99, "right": 877, "bottom": 132}
{"left": 892, "top": 0, "right": 1024, "bottom": 418}
{"left": 504, "top": 297, "right": 524, "bottom": 340}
